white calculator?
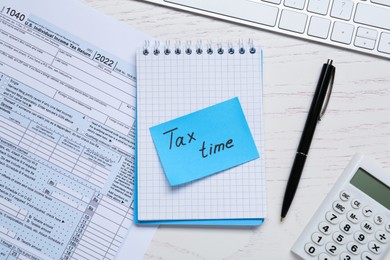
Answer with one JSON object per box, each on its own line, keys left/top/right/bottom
{"left": 291, "top": 154, "right": 390, "bottom": 260}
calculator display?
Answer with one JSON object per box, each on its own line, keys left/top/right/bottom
{"left": 350, "top": 168, "right": 390, "bottom": 210}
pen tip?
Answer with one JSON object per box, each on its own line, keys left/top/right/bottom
{"left": 280, "top": 217, "right": 284, "bottom": 223}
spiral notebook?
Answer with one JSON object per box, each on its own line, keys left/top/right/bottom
{"left": 135, "top": 41, "right": 266, "bottom": 225}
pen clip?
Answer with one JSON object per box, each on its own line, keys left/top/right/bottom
{"left": 319, "top": 59, "right": 335, "bottom": 121}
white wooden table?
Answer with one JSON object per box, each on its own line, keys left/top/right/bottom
{"left": 82, "top": 0, "right": 390, "bottom": 259}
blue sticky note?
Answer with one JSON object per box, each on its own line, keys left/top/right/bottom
{"left": 149, "top": 97, "right": 259, "bottom": 186}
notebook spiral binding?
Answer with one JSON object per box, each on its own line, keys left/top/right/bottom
{"left": 142, "top": 39, "right": 256, "bottom": 56}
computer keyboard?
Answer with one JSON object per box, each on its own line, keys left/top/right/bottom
{"left": 145, "top": 0, "right": 390, "bottom": 59}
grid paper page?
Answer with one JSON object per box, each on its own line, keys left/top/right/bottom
{"left": 136, "top": 43, "right": 266, "bottom": 221}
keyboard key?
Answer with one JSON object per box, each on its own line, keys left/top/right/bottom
{"left": 356, "top": 27, "right": 378, "bottom": 40}
{"left": 374, "top": 214, "right": 385, "bottom": 225}
{"left": 347, "top": 241, "right": 360, "bottom": 255}
{"left": 351, "top": 199, "right": 362, "bottom": 209}
{"left": 354, "top": 231, "right": 368, "bottom": 244}
{"left": 312, "top": 232, "right": 325, "bottom": 245}
{"left": 361, "top": 251, "right": 375, "bottom": 260}
{"left": 167, "top": 0, "right": 279, "bottom": 27}
{"left": 354, "top": 38, "right": 375, "bottom": 50}
{"left": 331, "top": 21, "right": 354, "bottom": 44}
{"left": 308, "top": 16, "right": 331, "bottom": 39}
{"left": 347, "top": 210, "right": 360, "bottom": 224}
{"left": 325, "top": 211, "right": 339, "bottom": 224}
{"left": 279, "top": 9, "right": 307, "bottom": 33}
{"left": 368, "top": 241, "right": 382, "bottom": 254}
{"left": 284, "top": 0, "right": 306, "bottom": 10}
{"left": 319, "top": 221, "right": 332, "bottom": 235}
{"left": 333, "top": 201, "right": 346, "bottom": 214}
{"left": 307, "top": 0, "right": 330, "bottom": 15}
{"left": 318, "top": 252, "right": 330, "bottom": 260}
{"left": 354, "top": 3, "right": 390, "bottom": 30}
{"left": 375, "top": 231, "right": 388, "bottom": 243}
{"left": 340, "top": 221, "right": 353, "bottom": 234}
{"left": 340, "top": 252, "right": 353, "bottom": 260}
{"left": 378, "top": 32, "right": 390, "bottom": 54}
{"left": 362, "top": 206, "right": 374, "bottom": 217}
{"left": 339, "top": 191, "right": 351, "bottom": 201}
{"left": 371, "top": 0, "right": 390, "bottom": 7}
{"left": 304, "top": 243, "right": 318, "bottom": 256}
{"left": 330, "top": 0, "right": 354, "bottom": 20}
{"left": 361, "top": 220, "right": 375, "bottom": 234}
{"left": 325, "top": 242, "right": 339, "bottom": 255}
{"left": 333, "top": 231, "right": 347, "bottom": 244}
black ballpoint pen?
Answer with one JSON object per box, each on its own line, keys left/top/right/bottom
{"left": 281, "top": 59, "right": 336, "bottom": 222}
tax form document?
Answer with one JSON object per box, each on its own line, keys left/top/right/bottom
{"left": 0, "top": 0, "right": 154, "bottom": 259}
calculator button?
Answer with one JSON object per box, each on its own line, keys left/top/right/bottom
{"left": 339, "top": 252, "right": 352, "bottom": 260}
{"left": 375, "top": 231, "right": 388, "bottom": 243}
{"left": 346, "top": 210, "right": 360, "bottom": 224}
{"left": 318, "top": 252, "right": 331, "bottom": 260}
{"left": 326, "top": 211, "right": 340, "bottom": 224}
{"left": 325, "top": 242, "right": 339, "bottom": 255}
{"left": 339, "top": 191, "right": 351, "bottom": 201}
{"left": 361, "top": 251, "right": 375, "bottom": 260}
{"left": 319, "top": 221, "right": 332, "bottom": 235}
{"left": 361, "top": 220, "right": 374, "bottom": 234}
{"left": 304, "top": 243, "right": 318, "bottom": 256}
{"left": 362, "top": 206, "right": 374, "bottom": 217}
{"left": 373, "top": 214, "right": 384, "bottom": 225}
{"left": 333, "top": 231, "right": 346, "bottom": 244}
{"left": 386, "top": 222, "right": 390, "bottom": 232}
{"left": 312, "top": 232, "right": 326, "bottom": 245}
{"left": 333, "top": 201, "right": 347, "bottom": 214}
{"left": 351, "top": 199, "right": 361, "bottom": 209}
{"left": 340, "top": 221, "right": 353, "bottom": 234}
{"left": 368, "top": 241, "right": 382, "bottom": 254}
{"left": 346, "top": 241, "right": 360, "bottom": 255}
{"left": 354, "top": 231, "right": 367, "bottom": 244}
